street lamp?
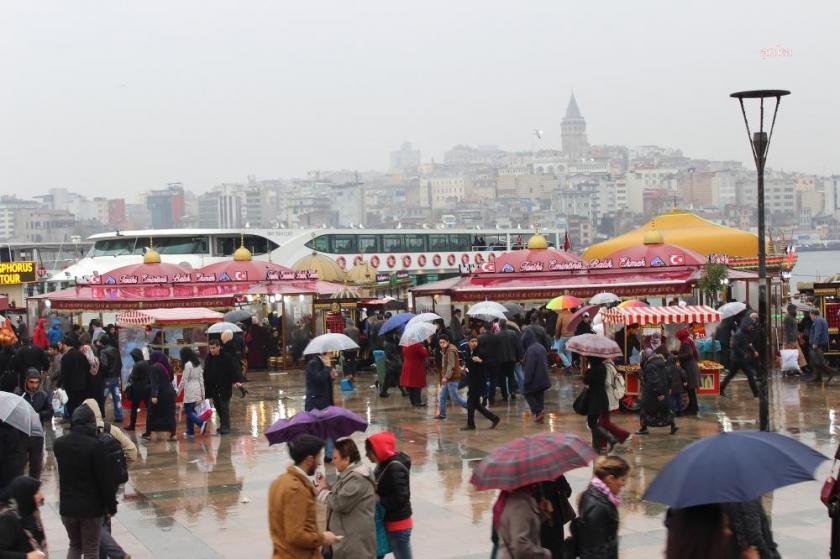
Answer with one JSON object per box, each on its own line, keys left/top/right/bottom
{"left": 730, "top": 89, "right": 790, "bottom": 432}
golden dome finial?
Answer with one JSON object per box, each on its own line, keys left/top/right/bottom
{"left": 643, "top": 220, "right": 664, "bottom": 245}
{"left": 144, "top": 237, "right": 161, "bottom": 264}
{"left": 233, "top": 232, "right": 252, "bottom": 262}
{"left": 527, "top": 229, "right": 549, "bottom": 250}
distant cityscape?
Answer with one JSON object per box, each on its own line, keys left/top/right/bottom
{"left": 3, "top": 92, "right": 840, "bottom": 252}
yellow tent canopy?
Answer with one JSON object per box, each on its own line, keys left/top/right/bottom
{"left": 585, "top": 209, "right": 765, "bottom": 259}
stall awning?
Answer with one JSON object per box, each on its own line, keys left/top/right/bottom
{"left": 28, "top": 284, "right": 245, "bottom": 311}
{"left": 116, "top": 308, "right": 224, "bottom": 327}
{"left": 603, "top": 305, "right": 721, "bottom": 325}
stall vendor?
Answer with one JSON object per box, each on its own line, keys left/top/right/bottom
{"left": 614, "top": 324, "right": 641, "bottom": 363}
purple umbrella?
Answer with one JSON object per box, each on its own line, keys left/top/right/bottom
{"left": 265, "top": 406, "right": 368, "bottom": 446}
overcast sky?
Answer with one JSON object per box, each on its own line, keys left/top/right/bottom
{"left": 1, "top": 1, "right": 836, "bottom": 197}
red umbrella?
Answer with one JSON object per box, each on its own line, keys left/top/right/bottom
{"left": 470, "top": 432, "right": 598, "bottom": 491}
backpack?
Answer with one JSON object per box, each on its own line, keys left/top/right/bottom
{"left": 605, "top": 361, "right": 626, "bottom": 401}
{"left": 99, "top": 423, "right": 128, "bottom": 486}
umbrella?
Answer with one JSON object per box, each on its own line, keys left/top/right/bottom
{"left": 399, "top": 321, "right": 438, "bottom": 346}
{"left": 589, "top": 292, "right": 619, "bottom": 305}
{"left": 303, "top": 333, "right": 360, "bottom": 355}
{"left": 470, "top": 432, "right": 598, "bottom": 491}
{"left": 379, "top": 313, "right": 416, "bottom": 336}
{"left": 406, "top": 313, "right": 442, "bottom": 327}
{"left": 566, "top": 304, "right": 601, "bottom": 334}
{"left": 206, "top": 321, "right": 243, "bottom": 334}
{"left": 644, "top": 431, "right": 828, "bottom": 508}
{"left": 0, "top": 392, "right": 42, "bottom": 437}
{"left": 265, "top": 406, "right": 368, "bottom": 446}
{"left": 503, "top": 303, "right": 525, "bottom": 318}
{"left": 546, "top": 295, "right": 583, "bottom": 311}
{"left": 718, "top": 301, "right": 748, "bottom": 319}
{"left": 224, "top": 309, "right": 252, "bottom": 323}
{"left": 566, "top": 333, "right": 622, "bottom": 359}
{"left": 617, "top": 299, "right": 648, "bottom": 309}
{"left": 467, "top": 301, "right": 508, "bottom": 321}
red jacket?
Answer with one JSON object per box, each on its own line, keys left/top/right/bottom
{"left": 399, "top": 343, "right": 428, "bottom": 388}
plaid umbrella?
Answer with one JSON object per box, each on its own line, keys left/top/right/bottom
{"left": 470, "top": 432, "right": 598, "bottom": 491}
{"left": 546, "top": 295, "right": 583, "bottom": 311}
{"left": 566, "top": 333, "right": 622, "bottom": 358}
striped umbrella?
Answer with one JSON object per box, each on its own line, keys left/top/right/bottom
{"left": 617, "top": 299, "right": 648, "bottom": 309}
{"left": 470, "top": 432, "right": 598, "bottom": 491}
{"left": 546, "top": 295, "right": 583, "bottom": 311}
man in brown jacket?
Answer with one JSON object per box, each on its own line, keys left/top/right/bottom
{"left": 269, "top": 434, "right": 339, "bottom": 558}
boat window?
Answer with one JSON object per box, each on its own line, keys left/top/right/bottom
{"left": 428, "top": 234, "right": 448, "bottom": 251}
{"left": 382, "top": 234, "right": 405, "bottom": 252}
{"left": 448, "top": 234, "right": 470, "bottom": 251}
{"left": 153, "top": 236, "right": 209, "bottom": 255}
{"left": 305, "top": 235, "right": 331, "bottom": 253}
{"left": 215, "top": 235, "right": 278, "bottom": 256}
{"left": 91, "top": 238, "right": 137, "bottom": 257}
{"left": 358, "top": 235, "right": 379, "bottom": 254}
{"left": 404, "top": 234, "right": 427, "bottom": 252}
{"left": 331, "top": 235, "right": 357, "bottom": 254}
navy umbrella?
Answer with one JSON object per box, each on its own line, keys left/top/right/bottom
{"left": 644, "top": 431, "right": 828, "bottom": 508}
{"left": 378, "top": 312, "right": 415, "bottom": 336}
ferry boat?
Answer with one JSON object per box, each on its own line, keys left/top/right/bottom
{"left": 52, "top": 227, "right": 562, "bottom": 284}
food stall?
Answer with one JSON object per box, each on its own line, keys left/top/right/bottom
{"left": 807, "top": 282, "right": 840, "bottom": 358}
{"left": 602, "top": 305, "right": 723, "bottom": 401}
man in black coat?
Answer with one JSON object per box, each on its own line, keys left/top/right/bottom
{"left": 0, "top": 421, "right": 28, "bottom": 494}
{"left": 478, "top": 325, "right": 503, "bottom": 406}
{"left": 496, "top": 319, "right": 524, "bottom": 401}
{"left": 12, "top": 341, "right": 49, "bottom": 392}
{"left": 721, "top": 320, "right": 759, "bottom": 398}
{"left": 58, "top": 335, "right": 91, "bottom": 417}
{"left": 21, "top": 368, "right": 52, "bottom": 480}
{"left": 53, "top": 405, "right": 117, "bottom": 558}
{"left": 462, "top": 335, "right": 500, "bottom": 430}
{"left": 203, "top": 339, "right": 245, "bottom": 435}
{"left": 96, "top": 334, "right": 124, "bottom": 424}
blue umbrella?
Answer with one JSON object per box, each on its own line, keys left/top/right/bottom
{"left": 378, "top": 312, "right": 415, "bottom": 336}
{"left": 643, "top": 431, "right": 828, "bottom": 508}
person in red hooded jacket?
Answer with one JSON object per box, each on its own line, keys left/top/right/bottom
{"left": 400, "top": 343, "right": 428, "bottom": 407}
{"left": 31, "top": 319, "right": 48, "bottom": 350}
{"left": 366, "top": 431, "right": 413, "bottom": 559}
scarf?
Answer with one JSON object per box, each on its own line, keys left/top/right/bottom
{"left": 677, "top": 329, "right": 698, "bottom": 360}
{"left": 590, "top": 476, "right": 621, "bottom": 507}
{"left": 492, "top": 491, "right": 510, "bottom": 530}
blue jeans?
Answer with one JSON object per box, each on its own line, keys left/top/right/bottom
{"left": 183, "top": 402, "right": 202, "bottom": 435}
{"left": 325, "top": 437, "right": 334, "bottom": 461}
{"left": 513, "top": 363, "right": 524, "bottom": 393}
{"left": 386, "top": 528, "right": 412, "bottom": 559}
{"left": 438, "top": 381, "right": 467, "bottom": 418}
{"left": 104, "top": 377, "right": 123, "bottom": 421}
{"left": 556, "top": 337, "right": 571, "bottom": 367}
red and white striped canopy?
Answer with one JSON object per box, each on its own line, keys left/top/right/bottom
{"left": 116, "top": 308, "right": 225, "bottom": 327}
{"left": 603, "top": 305, "right": 721, "bottom": 325}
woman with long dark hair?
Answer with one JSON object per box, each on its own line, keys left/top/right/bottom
{"left": 583, "top": 356, "right": 618, "bottom": 452}
{"left": 177, "top": 346, "right": 206, "bottom": 437}
{"left": 665, "top": 504, "right": 732, "bottom": 559}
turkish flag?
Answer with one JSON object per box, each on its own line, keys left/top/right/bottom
{"left": 563, "top": 231, "right": 572, "bottom": 251}
{"left": 233, "top": 271, "right": 247, "bottom": 281}
{"left": 669, "top": 254, "right": 685, "bottom": 266}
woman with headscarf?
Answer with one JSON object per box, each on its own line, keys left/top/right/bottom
{"left": 149, "top": 350, "right": 173, "bottom": 382}
{"left": 0, "top": 475, "right": 47, "bottom": 557}
{"left": 143, "top": 359, "right": 177, "bottom": 440}
{"left": 675, "top": 329, "right": 700, "bottom": 416}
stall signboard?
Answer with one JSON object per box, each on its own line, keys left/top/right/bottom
{"left": 0, "top": 261, "right": 37, "bottom": 285}
{"left": 94, "top": 272, "right": 193, "bottom": 285}
{"left": 454, "top": 284, "right": 691, "bottom": 301}
{"left": 813, "top": 283, "right": 840, "bottom": 297}
{"left": 267, "top": 270, "right": 319, "bottom": 281}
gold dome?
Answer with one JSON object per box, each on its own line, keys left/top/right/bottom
{"left": 643, "top": 229, "right": 664, "bottom": 245}
{"left": 526, "top": 233, "right": 549, "bottom": 250}
{"left": 143, "top": 248, "right": 161, "bottom": 264}
{"left": 233, "top": 245, "right": 252, "bottom": 262}
{"left": 292, "top": 252, "right": 347, "bottom": 282}
{"left": 348, "top": 262, "right": 378, "bottom": 285}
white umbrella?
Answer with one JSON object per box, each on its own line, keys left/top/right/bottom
{"left": 206, "top": 321, "right": 243, "bottom": 334}
{"left": 406, "top": 312, "right": 442, "bottom": 327}
{"left": 0, "top": 392, "right": 42, "bottom": 437}
{"left": 399, "top": 321, "right": 438, "bottom": 347}
{"left": 303, "top": 333, "right": 360, "bottom": 355}
{"left": 589, "top": 292, "right": 619, "bottom": 305}
{"left": 467, "top": 301, "right": 507, "bottom": 321}
{"left": 718, "top": 302, "right": 747, "bottom": 319}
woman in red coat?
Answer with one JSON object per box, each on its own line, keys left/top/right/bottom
{"left": 400, "top": 343, "right": 428, "bottom": 407}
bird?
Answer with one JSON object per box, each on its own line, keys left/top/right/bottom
{"left": 534, "top": 129, "right": 543, "bottom": 140}
{"left": 396, "top": 222, "right": 402, "bottom": 229}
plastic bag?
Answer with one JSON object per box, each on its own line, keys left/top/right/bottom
{"left": 195, "top": 399, "right": 214, "bottom": 422}
{"left": 780, "top": 349, "right": 800, "bottom": 372}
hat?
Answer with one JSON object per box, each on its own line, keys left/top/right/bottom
{"left": 25, "top": 368, "right": 41, "bottom": 381}
{"left": 71, "top": 404, "right": 96, "bottom": 427}
{"left": 62, "top": 334, "right": 80, "bottom": 348}
{"left": 97, "top": 334, "right": 111, "bottom": 346}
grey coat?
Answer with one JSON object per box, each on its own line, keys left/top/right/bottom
{"left": 497, "top": 490, "right": 552, "bottom": 559}
{"left": 322, "top": 462, "right": 376, "bottom": 559}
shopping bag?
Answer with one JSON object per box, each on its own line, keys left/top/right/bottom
{"left": 195, "top": 399, "right": 214, "bottom": 422}
{"left": 780, "top": 349, "right": 801, "bottom": 372}
{"left": 572, "top": 387, "right": 589, "bottom": 416}
{"left": 52, "top": 388, "right": 68, "bottom": 413}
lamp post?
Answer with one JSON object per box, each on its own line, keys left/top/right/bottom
{"left": 729, "top": 89, "right": 790, "bottom": 432}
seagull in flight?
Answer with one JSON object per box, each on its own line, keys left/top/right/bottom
{"left": 534, "top": 129, "right": 543, "bottom": 140}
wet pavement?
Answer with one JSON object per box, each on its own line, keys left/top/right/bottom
{"left": 38, "top": 369, "right": 839, "bottom": 558}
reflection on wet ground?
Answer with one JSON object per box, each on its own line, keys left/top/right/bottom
{"left": 39, "top": 369, "right": 838, "bottom": 558}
